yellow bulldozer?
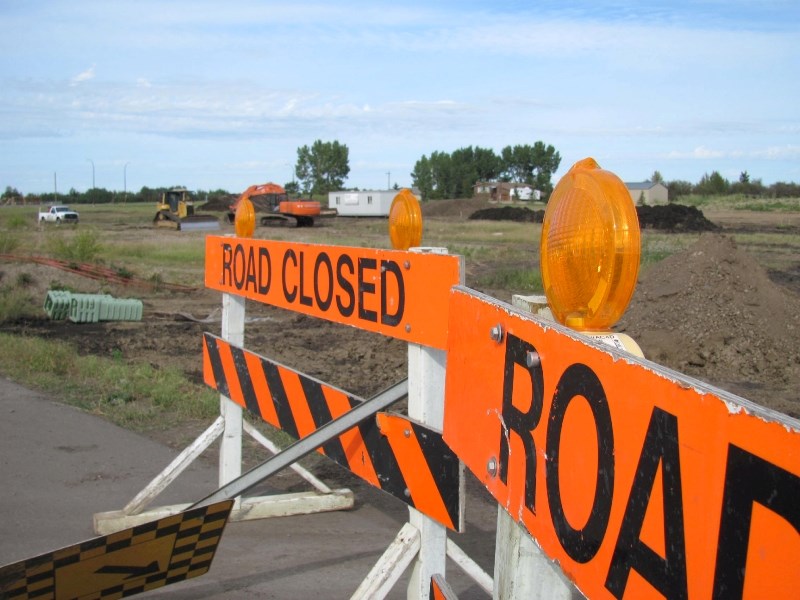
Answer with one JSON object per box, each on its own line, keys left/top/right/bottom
{"left": 153, "top": 188, "right": 220, "bottom": 231}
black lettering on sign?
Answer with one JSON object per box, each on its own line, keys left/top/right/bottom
{"left": 220, "top": 243, "right": 271, "bottom": 293}
{"left": 546, "top": 363, "right": 614, "bottom": 563}
{"left": 282, "top": 249, "right": 298, "bottom": 302}
{"left": 233, "top": 244, "right": 246, "bottom": 289}
{"left": 257, "top": 247, "right": 271, "bottom": 294}
{"left": 358, "top": 258, "right": 378, "bottom": 323}
{"left": 498, "top": 333, "right": 544, "bottom": 514}
{"left": 605, "top": 407, "right": 688, "bottom": 599}
{"left": 298, "top": 251, "right": 313, "bottom": 307}
{"left": 380, "top": 260, "right": 404, "bottom": 326}
{"left": 712, "top": 444, "right": 800, "bottom": 598}
{"left": 336, "top": 255, "right": 355, "bottom": 316}
{"left": 314, "top": 252, "right": 333, "bottom": 311}
{"left": 244, "top": 245, "right": 258, "bottom": 292}
{"left": 221, "top": 243, "right": 233, "bottom": 286}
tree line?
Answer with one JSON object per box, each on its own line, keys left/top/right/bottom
{"left": 411, "top": 143, "right": 562, "bottom": 200}
{"left": 3, "top": 139, "right": 800, "bottom": 205}
{"left": 651, "top": 170, "right": 800, "bottom": 200}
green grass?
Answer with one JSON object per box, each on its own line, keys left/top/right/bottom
{"left": 474, "top": 266, "right": 543, "bottom": 293}
{"left": 0, "top": 333, "right": 218, "bottom": 431}
{"left": 678, "top": 194, "right": 800, "bottom": 211}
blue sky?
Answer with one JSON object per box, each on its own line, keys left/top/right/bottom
{"left": 1, "top": 1, "right": 798, "bottom": 195}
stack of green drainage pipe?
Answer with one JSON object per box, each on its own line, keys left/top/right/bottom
{"left": 43, "top": 290, "right": 143, "bottom": 323}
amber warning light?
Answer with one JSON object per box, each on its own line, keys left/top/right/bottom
{"left": 540, "top": 157, "right": 641, "bottom": 331}
{"left": 235, "top": 197, "right": 256, "bottom": 238}
{"left": 389, "top": 189, "right": 423, "bottom": 250}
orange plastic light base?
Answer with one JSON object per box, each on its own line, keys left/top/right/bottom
{"left": 389, "top": 189, "right": 423, "bottom": 250}
{"left": 235, "top": 197, "right": 256, "bottom": 238}
{"left": 540, "top": 157, "right": 640, "bottom": 331}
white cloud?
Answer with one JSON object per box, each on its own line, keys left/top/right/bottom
{"left": 70, "top": 65, "right": 96, "bottom": 86}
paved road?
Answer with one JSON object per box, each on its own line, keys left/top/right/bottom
{"left": 0, "top": 377, "right": 495, "bottom": 598}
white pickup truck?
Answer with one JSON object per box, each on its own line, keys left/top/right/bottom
{"left": 38, "top": 205, "right": 80, "bottom": 224}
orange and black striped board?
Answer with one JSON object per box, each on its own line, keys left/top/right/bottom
{"left": 0, "top": 500, "right": 233, "bottom": 600}
{"left": 202, "top": 333, "right": 463, "bottom": 531}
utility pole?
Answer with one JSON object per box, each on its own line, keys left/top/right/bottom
{"left": 124, "top": 162, "right": 130, "bottom": 202}
{"left": 386, "top": 171, "right": 391, "bottom": 190}
{"left": 87, "top": 159, "right": 95, "bottom": 189}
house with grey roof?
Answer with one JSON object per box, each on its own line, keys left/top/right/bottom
{"left": 626, "top": 181, "right": 669, "bottom": 205}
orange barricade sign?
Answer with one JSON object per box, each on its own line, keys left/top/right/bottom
{"left": 204, "top": 236, "right": 461, "bottom": 350}
{"left": 443, "top": 286, "right": 800, "bottom": 599}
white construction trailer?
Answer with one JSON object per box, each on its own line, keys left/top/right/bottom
{"left": 328, "top": 189, "right": 410, "bottom": 217}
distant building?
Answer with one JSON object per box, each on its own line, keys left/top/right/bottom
{"left": 328, "top": 189, "right": 413, "bottom": 217}
{"left": 626, "top": 181, "right": 669, "bottom": 205}
{"left": 473, "top": 182, "right": 542, "bottom": 202}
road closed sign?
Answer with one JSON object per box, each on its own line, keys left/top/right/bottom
{"left": 443, "top": 286, "right": 799, "bottom": 599}
{"left": 205, "top": 236, "right": 462, "bottom": 349}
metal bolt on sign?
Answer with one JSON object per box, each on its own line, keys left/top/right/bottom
{"left": 487, "top": 457, "right": 498, "bottom": 477}
{"left": 489, "top": 324, "right": 504, "bottom": 343}
{"left": 526, "top": 351, "right": 541, "bottom": 368}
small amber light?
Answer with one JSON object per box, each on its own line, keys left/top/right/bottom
{"left": 389, "top": 189, "right": 423, "bottom": 250}
{"left": 540, "top": 157, "right": 640, "bottom": 331}
{"left": 235, "top": 197, "right": 256, "bottom": 238}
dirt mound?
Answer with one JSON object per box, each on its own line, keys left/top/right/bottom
{"left": 637, "top": 204, "right": 719, "bottom": 232}
{"left": 469, "top": 206, "right": 545, "bottom": 223}
{"left": 199, "top": 195, "right": 237, "bottom": 212}
{"left": 617, "top": 233, "right": 800, "bottom": 416}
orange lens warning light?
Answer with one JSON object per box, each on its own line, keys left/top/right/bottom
{"left": 235, "top": 197, "right": 256, "bottom": 238}
{"left": 540, "top": 157, "right": 640, "bottom": 331}
{"left": 389, "top": 189, "right": 423, "bottom": 250}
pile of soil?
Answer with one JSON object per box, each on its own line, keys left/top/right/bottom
{"left": 469, "top": 206, "right": 544, "bottom": 222}
{"left": 466, "top": 201, "right": 718, "bottom": 232}
{"left": 199, "top": 195, "right": 237, "bottom": 212}
{"left": 637, "top": 204, "right": 719, "bottom": 232}
{"left": 617, "top": 233, "right": 800, "bottom": 417}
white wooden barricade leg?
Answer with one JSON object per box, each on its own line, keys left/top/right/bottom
{"left": 219, "top": 293, "right": 244, "bottom": 491}
{"left": 406, "top": 342, "right": 449, "bottom": 600}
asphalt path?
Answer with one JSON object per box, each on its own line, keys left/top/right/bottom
{"left": 0, "top": 377, "right": 496, "bottom": 598}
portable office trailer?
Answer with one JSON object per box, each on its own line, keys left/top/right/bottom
{"left": 328, "top": 189, "right": 407, "bottom": 217}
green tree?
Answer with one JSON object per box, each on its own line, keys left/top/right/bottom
{"left": 694, "top": 171, "right": 729, "bottom": 195}
{"left": 2, "top": 186, "right": 22, "bottom": 204}
{"left": 667, "top": 180, "right": 693, "bottom": 201}
{"left": 500, "top": 142, "right": 561, "bottom": 198}
{"left": 651, "top": 170, "right": 664, "bottom": 184}
{"left": 411, "top": 155, "right": 434, "bottom": 200}
{"left": 284, "top": 180, "right": 300, "bottom": 196}
{"left": 295, "top": 140, "right": 350, "bottom": 195}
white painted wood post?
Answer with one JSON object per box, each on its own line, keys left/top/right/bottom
{"left": 220, "top": 292, "right": 245, "bottom": 488}
{"left": 405, "top": 246, "right": 460, "bottom": 600}
{"left": 406, "top": 342, "right": 448, "bottom": 600}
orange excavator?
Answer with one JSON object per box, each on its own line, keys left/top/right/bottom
{"left": 227, "top": 182, "right": 321, "bottom": 227}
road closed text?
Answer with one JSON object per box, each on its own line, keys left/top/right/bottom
{"left": 444, "top": 287, "right": 800, "bottom": 599}
{"left": 204, "top": 237, "right": 462, "bottom": 349}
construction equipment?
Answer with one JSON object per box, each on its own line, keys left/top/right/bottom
{"left": 227, "top": 182, "right": 324, "bottom": 228}
{"left": 154, "top": 188, "right": 220, "bottom": 231}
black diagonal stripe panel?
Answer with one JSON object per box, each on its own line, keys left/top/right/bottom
{"left": 411, "top": 422, "right": 461, "bottom": 528}
{"left": 228, "top": 344, "right": 261, "bottom": 417}
{"left": 203, "top": 335, "right": 230, "bottom": 398}
{"left": 361, "top": 418, "right": 409, "bottom": 501}
{"left": 299, "top": 376, "right": 350, "bottom": 465}
{"left": 260, "top": 359, "right": 300, "bottom": 439}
